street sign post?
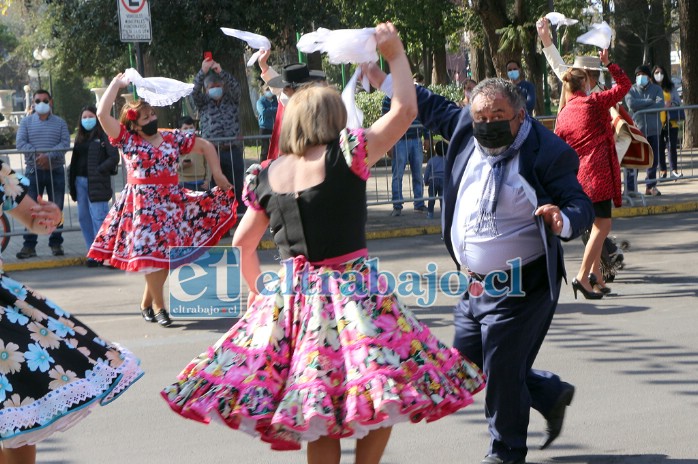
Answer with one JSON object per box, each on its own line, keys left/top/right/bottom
{"left": 117, "top": 0, "right": 152, "bottom": 43}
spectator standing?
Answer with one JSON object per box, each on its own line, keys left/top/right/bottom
{"left": 424, "top": 140, "right": 446, "bottom": 219}
{"left": 506, "top": 60, "right": 536, "bottom": 115}
{"left": 256, "top": 84, "right": 278, "bottom": 161}
{"left": 652, "top": 65, "right": 683, "bottom": 179}
{"left": 68, "top": 105, "right": 120, "bottom": 267}
{"left": 625, "top": 65, "right": 664, "bottom": 196}
{"left": 14, "top": 89, "right": 70, "bottom": 259}
{"left": 192, "top": 57, "right": 245, "bottom": 214}
{"left": 177, "top": 116, "right": 211, "bottom": 191}
{"left": 382, "top": 94, "right": 427, "bottom": 216}
{"left": 460, "top": 78, "right": 478, "bottom": 107}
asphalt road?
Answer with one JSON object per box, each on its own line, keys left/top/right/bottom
{"left": 11, "top": 213, "right": 698, "bottom": 464}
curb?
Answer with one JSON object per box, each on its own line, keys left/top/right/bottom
{"left": 612, "top": 201, "right": 698, "bottom": 218}
{"left": 5, "top": 202, "right": 697, "bottom": 272}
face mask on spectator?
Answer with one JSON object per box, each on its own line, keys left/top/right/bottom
{"left": 183, "top": 128, "right": 196, "bottom": 135}
{"left": 654, "top": 73, "right": 664, "bottom": 83}
{"left": 636, "top": 75, "right": 649, "bottom": 87}
{"left": 81, "top": 117, "right": 97, "bottom": 131}
{"left": 34, "top": 102, "right": 50, "bottom": 115}
{"left": 207, "top": 87, "right": 223, "bottom": 100}
{"left": 264, "top": 91, "right": 274, "bottom": 99}
{"left": 507, "top": 70, "right": 520, "bottom": 81}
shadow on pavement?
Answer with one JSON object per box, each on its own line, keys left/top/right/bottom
{"left": 548, "top": 455, "right": 698, "bottom": 464}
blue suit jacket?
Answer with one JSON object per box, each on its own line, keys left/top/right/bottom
{"left": 415, "top": 86, "right": 594, "bottom": 298}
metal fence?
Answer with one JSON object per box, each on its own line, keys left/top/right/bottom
{"left": 1, "top": 109, "right": 696, "bottom": 245}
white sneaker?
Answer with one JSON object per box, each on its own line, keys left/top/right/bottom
{"left": 671, "top": 170, "right": 683, "bottom": 178}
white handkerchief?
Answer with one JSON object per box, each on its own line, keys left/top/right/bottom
{"left": 576, "top": 21, "right": 613, "bottom": 49}
{"left": 220, "top": 28, "right": 272, "bottom": 67}
{"left": 342, "top": 67, "right": 371, "bottom": 129}
{"left": 123, "top": 68, "right": 194, "bottom": 106}
{"left": 297, "top": 27, "right": 378, "bottom": 64}
{"left": 220, "top": 28, "right": 271, "bottom": 49}
{"left": 545, "top": 12, "right": 578, "bottom": 26}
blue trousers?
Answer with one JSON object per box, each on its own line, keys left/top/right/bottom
{"left": 426, "top": 177, "right": 443, "bottom": 214}
{"left": 453, "top": 256, "right": 565, "bottom": 461}
{"left": 23, "top": 167, "right": 65, "bottom": 248}
{"left": 645, "top": 134, "right": 660, "bottom": 189}
{"left": 75, "top": 176, "right": 110, "bottom": 250}
{"left": 391, "top": 137, "right": 424, "bottom": 209}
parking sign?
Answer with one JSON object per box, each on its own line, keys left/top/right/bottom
{"left": 169, "top": 246, "right": 242, "bottom": 318}
{"left": 118, "top": 0, "right": 152, "bottom": 43}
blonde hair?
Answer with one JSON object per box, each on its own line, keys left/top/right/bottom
{"left": 279, "top": 85, "right": 347, "bottom": 156}
{"left": 562, "top": 68, "right": 588, "bottom": 94}
{"left": 119, "top": 100, "right": 154, "bottom": 132}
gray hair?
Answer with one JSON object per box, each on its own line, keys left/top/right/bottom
{"left": 469, "top": 77, "right": 526, "bottom": 114}
{"left": 204, "top": 73, "right": 223, "bottom": 88}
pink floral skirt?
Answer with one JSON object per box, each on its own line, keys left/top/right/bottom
{"left": 161, "top": 255, "right": 485, "bottom": 451}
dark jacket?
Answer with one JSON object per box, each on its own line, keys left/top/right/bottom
{"left": 69, "top": 132, "right": 119, "bottom": 202}
{"left": 415, "top": 86, "right": 594, "bottom": 299}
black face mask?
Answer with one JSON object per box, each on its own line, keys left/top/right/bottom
{"left": 140, "top": 119, "right": 159, "bottom": 136}
{"left": 472, "top": 117, "right": 516, "bottom": 149}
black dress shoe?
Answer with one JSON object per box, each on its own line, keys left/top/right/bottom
{"left": 539, "top": 381, "right": 575, "bottom": 450}
{"left": 481, "top": 455, "right": 525, "bottom": 464}
{"left": 141, "top": 306, "right": 156, "bottom": 322}
{"left": 155, "top": 309, "right": 173, "bottom": 327}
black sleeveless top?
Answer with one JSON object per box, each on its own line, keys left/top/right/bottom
{"left": 243, "top": 129, "right": 370, "bottom": 262}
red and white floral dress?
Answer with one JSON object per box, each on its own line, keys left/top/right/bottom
{"left": 88, "top": 126, "right": 237, "bottom": 272}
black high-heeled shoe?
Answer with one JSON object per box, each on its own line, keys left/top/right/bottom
{"left": 588, "top": 273, "right": 612, "bottom": 294}
{"left": 571, "top": 279, "right": 604, "bottom": 300}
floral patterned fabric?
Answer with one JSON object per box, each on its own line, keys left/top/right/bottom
{"left": 162, "top": 130, "right": 486, "bottom": 450}
{"left": 0, "top": 160, "right": 143, "bottom": 447}
{"left": 88, "top": 126, "right": 237, "bottom": 272}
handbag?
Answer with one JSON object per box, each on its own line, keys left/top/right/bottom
{"left": 611, "top": 106, "right": 654, "bottom": 169}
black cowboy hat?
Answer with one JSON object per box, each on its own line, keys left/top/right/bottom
{"left": 267, "top": 63, "right": 326, "bottom": 89}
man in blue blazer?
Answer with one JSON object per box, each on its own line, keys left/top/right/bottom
{"left": 365, "top": 68, "right": 593, "bottom": 464}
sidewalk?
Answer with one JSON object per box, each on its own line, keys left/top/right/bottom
{"left": 3, "top": 170, "right": 698, "bottom": 272}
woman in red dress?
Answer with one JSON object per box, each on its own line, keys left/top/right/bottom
{"left": 89, "top": 74, "right": 237, "bottom": 327}
{"left": 554, "top": 49, "right": 631, "bottom": 299}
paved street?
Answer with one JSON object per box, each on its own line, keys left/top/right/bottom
{"left": 8, "top": 212, "right": 696, "bottom": 463}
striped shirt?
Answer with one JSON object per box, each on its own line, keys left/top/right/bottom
{"left": 16, "top": 113, "right": 70, "bottom": 171}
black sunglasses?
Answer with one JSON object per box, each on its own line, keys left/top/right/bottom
{"left": 34, "top": 99, "right": 50, "bottom": 104}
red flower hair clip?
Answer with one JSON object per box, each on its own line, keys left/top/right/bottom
{"left": 126, "top": 108, "right": 139, "bottom": 121}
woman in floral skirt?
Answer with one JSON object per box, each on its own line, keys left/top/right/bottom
{"left": 0, "top": 160, "right": 142, "bottom": 463}
{"left": 89, "top": 74, "right": 238, "bottom": 327}
{"left": 162, "top": 23, "right": 485, "bottom": 464}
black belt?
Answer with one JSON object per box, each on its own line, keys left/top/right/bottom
{"left": 466, "top": 255, "right": 546, "bottom": 283}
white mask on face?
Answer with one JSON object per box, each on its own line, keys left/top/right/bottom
{"left": 654, "top": 73, "right": 664, "bottom": 83}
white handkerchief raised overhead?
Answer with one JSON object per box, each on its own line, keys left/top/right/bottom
{"left": 122, "top": 68, "right": 194, "bottom": 106}
{"left": 341, "top": 67, "right": 371, "bottom": 129}
{"left": 220, "top": 28, "right": 272, "bottom": 66}
{"left": 544, "top": 12, "right": 579, "bottom": 26}
{"left": 576, "top": 21, "right": 613, "bottom": 49}
{"left": 297, "top": 27, "right": 378, "bottom": 64}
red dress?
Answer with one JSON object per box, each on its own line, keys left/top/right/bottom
{"left": 555, "top": 63, "right": 631, "bottom": 207}
{"left": 88, "top": 126, "right": 237, "bottom": 272}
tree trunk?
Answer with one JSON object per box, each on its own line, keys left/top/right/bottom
{"left": 648, "top": 0, "right": 671, "bottom": 70}
{"left": 433, "top": 45, "right": 449, "bottom": 84}
{"left": 482, "top": 34, "right": 497, "bottom": 78}
{"left": 220, "top": 53, "right": 258, "bottom": 137}
{"left": 469, "top": 45, "right": 487, "bottom": 82}
{"left": 614, "top": 0, "right": 649, "bottom": 79}
{"left": 473, "top": 0, "right": 520, "bottom": 76}
{"left": 679, "top": 0, "right": 698, "bottom": 147}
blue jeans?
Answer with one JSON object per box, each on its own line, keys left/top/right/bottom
{"left": 75, "top": 176, "right": 110, "bottom": 250}
{"left": 645, "top": 134, "right": 660, "bottom": 189}
{"left": 391, "top": 137, "right": 424, "bottom": 210}
{"left": 180, "top": 180, "right": 207, "bottom": 192}
{"left": 23, "top": 167, "right": 65, "bottom": 248}
{"left": 426, "top": 177, "right": 443, "bottom": 214}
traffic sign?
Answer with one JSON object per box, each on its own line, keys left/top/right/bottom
{"left": 118, "top": 0, "right": 152, "bottom": 43}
